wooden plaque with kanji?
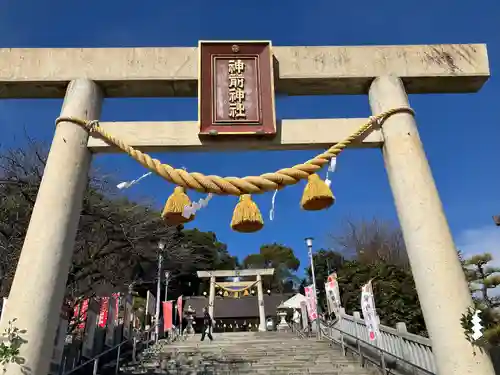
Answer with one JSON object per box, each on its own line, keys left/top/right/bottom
{"left": 198, "top": 41, "right": 276, "bottom": 136}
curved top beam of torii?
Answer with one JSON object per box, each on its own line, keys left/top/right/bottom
{"left": 0, "top": 43, "right": 489, "bottom": 99}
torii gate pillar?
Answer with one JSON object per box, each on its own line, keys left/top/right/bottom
{"left": 208, "top": 275, "right": 216, "bottom": 318}
{"left": 0, "top": 79, "right": 102, "bottom": 375}
{"left": 369, "top": 75, "right": 495, "bottom": 375}
{"left": 256, "top": 274, "right": 266, "bottom": 332}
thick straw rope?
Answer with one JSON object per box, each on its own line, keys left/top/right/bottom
{"left": 55, "top": 107, "right": 414, "bottom": 196}
{"left": 215, "top": 281, "right": 258, "bottom": 293}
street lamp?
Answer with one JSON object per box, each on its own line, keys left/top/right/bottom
{"left": 155, "top": 239, "right": 166, "bottom": 343}
{"left": 164, "top": 270, "right": 171, "bottom": 302}
{"left": 305, "top": 237, "right": 320, "bottom": 339}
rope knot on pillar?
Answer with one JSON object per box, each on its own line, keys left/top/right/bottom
{"left": 86, "top": 120, "right": 100, "bottom": 133}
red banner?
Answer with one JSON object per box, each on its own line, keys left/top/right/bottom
{"left": 177, "top": 296, "right": 183, "bottom": 322}
{"left": 98, "top": 297, "right": 110, "bottom": 328}
{"left": 73, "top": 299, "right": 89, "bottom": 329}
{"left": 162, "top": 302, "right": 173, "bottom": 331}
{"left": 304, "top": 286, "right": 318, "bottom": 321}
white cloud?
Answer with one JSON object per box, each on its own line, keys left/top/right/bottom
{"left": 456, "top": 226, "right": 500, "bottom": 264}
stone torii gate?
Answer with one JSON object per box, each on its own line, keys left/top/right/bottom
{"left": 197, "top": 269, "right": 274, "bottom": 332}
{"left": 0, "top": 42, "right": 494, "bottom": 375}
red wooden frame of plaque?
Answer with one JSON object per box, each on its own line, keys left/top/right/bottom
{"left": 198, "top": 41, "right": 276, "bottom": 136}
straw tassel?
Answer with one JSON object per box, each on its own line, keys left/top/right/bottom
{"left": 300, "top": 173, "right": 335, "bottom": 211}
{"left": 161, "top": 186, "right": 195, "bottom": 225}
{"left": 230, "top": 194, "right": 264, "bottom": 233}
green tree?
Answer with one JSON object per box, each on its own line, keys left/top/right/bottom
{"left": 305, "top": 249, "right": 345, "bottom": 310}
{"left": 311, "top": 218, "right": 425, "bottom": 334}
{"left": 460, "top": 252, "right": 500, "bottom": 347}
{"left": 243, "top": 243, "right": 300, "bottom": 293}
{"left": 463, "top": 253, "right": 500, "bottom": 306}
{"left": 182, "top": 229, "right": 238, "bottom": 270}
{"left": 337, "top": 260, "right": 426, "bottom": 336}
{"left": 167, "top": 228, "right": 238, "bottom": 297}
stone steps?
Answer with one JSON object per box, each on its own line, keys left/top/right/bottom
{"left": 121, "top": 332, "right": 379, "bottom": 375}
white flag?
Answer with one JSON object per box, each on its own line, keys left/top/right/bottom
{"left": 325, "top": 273, "right": 342, "bottom": 315}
{"left": 361, "top": 280, "right": 379, "bottom": 341}
{"left": 146, "top": 291, "right": 156, "bottom": 316}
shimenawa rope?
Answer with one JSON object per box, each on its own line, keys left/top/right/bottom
{"left": 55, "top": 107, "right": 414, "bottom": 196}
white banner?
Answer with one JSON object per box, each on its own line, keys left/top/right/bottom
{"left": 105, "top": 296, "right": 116, "bottom": 346}
{"left": 361, "top": 280, "right": 380, "bottom": 341}
{"left": 300, "top": 301, "right": 309, "bottom": 329}
{"left": 123, "top": 300, "right": 133, "bottom": 339}
{"left": 304, "top": 285, "right": 318, "bottom": 321}
{"left": 0, "top": 297, "right": 7, "bottom": 325}
{"left": 82, "top": 310, "right": 97, "bottom": 358}
{"left": 146, "top": 291, "right": 156, "bottom": 316}
{"left": 50, "top": 317, "right": 68, "bottom": 374}
{"left": 325, "top": 273, "right": 342, "bottom": 316}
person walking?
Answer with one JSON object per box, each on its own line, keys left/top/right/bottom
{"left": 292, "top": 309, "right": 301, "bottom": 332}
{"left": 200, "top": 307, "right": 214, "bottom": 342}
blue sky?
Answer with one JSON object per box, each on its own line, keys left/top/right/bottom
{"left": 0, "top": 0, "right": 499, "bottom": 275}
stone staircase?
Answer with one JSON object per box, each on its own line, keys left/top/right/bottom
{"left": 121, "top": 331, "right": 380, "bottom": 375}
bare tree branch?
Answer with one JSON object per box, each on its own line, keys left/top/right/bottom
{"left": 329, "top": 217, "right": 409, "bottom": 268}
{"left": 0, "top": 140, "right": 204, "bottom": 311}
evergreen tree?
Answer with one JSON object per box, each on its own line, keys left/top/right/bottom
{"left": 460, "top": 251, "right": 500, "bottom": 347}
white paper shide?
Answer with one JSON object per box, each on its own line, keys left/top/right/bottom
{"left": 182, "top": 193, "right": 213, "bottom": 219}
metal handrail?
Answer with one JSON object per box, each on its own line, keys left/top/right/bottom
{"left": 294, "top": 318, "right": 435, "bottom": 375}
{"left": 63, "top": 327, "right": 155, "bottom": 375}
{"left": 321, "top": 319, "right": 435, "bottom": 375}
{"left": 165, "top": 325, "right": 181, "bottom": 343}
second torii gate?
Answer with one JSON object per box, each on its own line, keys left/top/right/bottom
{"left": 197, "top": 268, "right": 274, "bottom": 332}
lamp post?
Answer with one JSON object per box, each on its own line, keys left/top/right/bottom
{"left": 155, "top": 240, "right": 166, "bottom": 343}
{"left": 305, "top": 237, "right": 320, "bottom": 339}
{"left": 164, "top": 271, "right": 170, "bottom": 302}
{"left": 163, "top": 270, "right": 171, "bottom": 338}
